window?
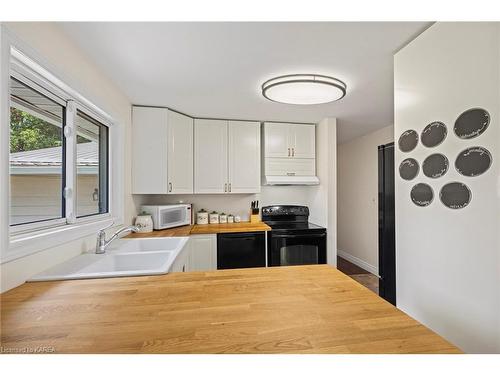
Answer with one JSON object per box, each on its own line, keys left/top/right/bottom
{"left": 9, "top": 77, "right": 66, "bottom": 226}
{"left": 9, "top": 68, "right": 110, "bottom": 232}
{"left": 75, "top": 110, "right": 108, "bottom": 218}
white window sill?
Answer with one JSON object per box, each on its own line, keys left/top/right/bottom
{"left": 2, "top": 216, "right": 123, "bottom": 264}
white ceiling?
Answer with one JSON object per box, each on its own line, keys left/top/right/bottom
{"left": 60, "top": 22, "right": 430, "bottom": 143}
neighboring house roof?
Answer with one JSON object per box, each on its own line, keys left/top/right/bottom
{"left": 10, "top": 142, "right": 99, "bottom": 175}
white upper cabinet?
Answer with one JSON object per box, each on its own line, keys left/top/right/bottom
{"left": 132, "top": 107, "right": 169, "bottom": 194}
{"left": 228, "top": 121, "right": 261, "bottom": 193}
{"left": 132, "top": 106, "right": 193, "bottom": 194}
{"left": 263, "top": 122, "right": 317, "bottom": 183}
{"left": 167, "top": 110, "right": 194, "bottom": 194}
{"left": 290, "top": 124, "right": 315, "bottom": 158}
{"left": 264, "top": 122, "right": 290, "bottom": 157}
{"left": 194, "top": 119, "right": 228, "bottom": 194}
{"left": 194, "top": 119, "right": 261, "bottom": 194}
{"left": 132, "top": 106, "right": 261, "bottom": 195}
{"left": 263, "top": 122, "right": 316, "bottom": 159}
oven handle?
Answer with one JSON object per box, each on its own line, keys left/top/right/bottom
{"left": 271, "top": 232, "right": 326, "bottom": 239}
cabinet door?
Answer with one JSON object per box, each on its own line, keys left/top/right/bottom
{"left": 290, "top": 124, "right": 315, "bottom": 158}
{"left": 132, "top": 106, "right": 168, "bottom": 194}
{"left": 169, "top": 240, "right": 190, "bottom": 272}
{"left": 264, "top": 122, "right": 291, "bottom": 158}
{"left": 167, "top": 110, "right": 193, "bottom": 194}
{"left": 188, "top": 235, "right": 217, "bottom": 271}
{"left": 194, "top": 119, "right": 228, "bottom": 193}
{"left": 228, "top": 121, "right": 261, "bottom": 193}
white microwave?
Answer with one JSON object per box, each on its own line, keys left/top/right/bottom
{"left": 140, "top": 204, "right": 192, "bottom": 230}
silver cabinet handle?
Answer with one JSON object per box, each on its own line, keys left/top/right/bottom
{"left": 229, "top": 183, "right": 231, "bottom": 192}
{"left": 224, "top": 183, "right": 227, "bottom": 192}
{"left": 292, "top": 148, "right": 295, "bottom": 157}
{"left": 286, "top": 172, "right": 296, "bottom": 176}
{"left": 169, "top": 182, "right": 172, "bottom": 192}
{"left": 288, "top": 148, "right": 291, "bottom": 157}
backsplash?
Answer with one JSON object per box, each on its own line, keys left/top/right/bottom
{"left": 133, "top": 185, "right": 318, "bottom": 222}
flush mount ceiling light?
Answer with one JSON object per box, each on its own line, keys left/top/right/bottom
{"left": 261, "top": 74, "right": 347, "bottom": 105}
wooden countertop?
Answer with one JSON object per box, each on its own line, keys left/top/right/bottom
{"left": 190, "top": 221, "right": 271, "bottom": 234}
{"left": 0, "top": 265, "right": 460, "bottom": 354}
{"left": 126, "top": 221, "right": 271, "bottom": 238}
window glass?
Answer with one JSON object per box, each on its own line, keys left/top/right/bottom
{"left": 9, "top": 77, "right": 65, "bottom": 226}
{"left": 75, "top": 110, "right": 108, "bottom": 217}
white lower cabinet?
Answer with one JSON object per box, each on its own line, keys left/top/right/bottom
{"left": 187, "top": 234, "right": 217, "bottom": 271}
{"left": 169, "top": 240, "right": 190, "bottom": 273}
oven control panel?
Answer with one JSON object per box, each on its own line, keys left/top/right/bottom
{"left": 261, "top": 205, "right": 309, "bottom": 216}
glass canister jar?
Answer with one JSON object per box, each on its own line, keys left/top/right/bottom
{"left": 227, "top": 214, "right": 234, "bottom": 223}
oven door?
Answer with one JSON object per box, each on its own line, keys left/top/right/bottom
{"left": 268, "top": 232, "right": 326, "bottom": 266}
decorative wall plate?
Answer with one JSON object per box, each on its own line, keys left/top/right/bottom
{"left": 422, "top": 153, "right": 449, "bottom": 178}
{"left": 410, "top": 183, "right": 433, "bottom": 207}
{"left": 399, "top": 158, "right": 419, "bottom": 180}
{"left": 440, "top": 182, "right": 472, "bottom": 209}
{"left": 454, "top": 108, "right": 490, "bottom": 139}
{"left": 455, "top": 146, "right": 492, "bottom": 177}
{"left": 398, "top": 130, "right": 418, "bottom": 152}
{"left": 421, "top": 121, "right": 447, "bottom": 148}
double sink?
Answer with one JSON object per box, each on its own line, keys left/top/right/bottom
{"left": 29, "top": 237, "right": 188, "bottom": 282}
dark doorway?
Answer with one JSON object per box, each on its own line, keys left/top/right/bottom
{"left": 378, "top": 142, "right": 396, "bottom": 305}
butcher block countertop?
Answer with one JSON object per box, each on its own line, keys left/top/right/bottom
{"left": 126, "top": 221, "right": 271, "bottom": 238}
{"left": 0, "top": 265, "right": 460, "bottom": 354}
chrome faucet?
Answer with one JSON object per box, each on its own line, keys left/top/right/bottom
{"left": 96, "top": 224, "right": 140, "bottom": 254}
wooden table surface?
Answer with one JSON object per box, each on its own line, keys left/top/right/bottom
{"left": 127, "top": 221, "right": 271, "bottom": 238}
{"left": 0, "top": 265, "right": 460, "bottom": 354}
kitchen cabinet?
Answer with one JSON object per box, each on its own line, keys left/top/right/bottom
{"left": 170, "top": 240, "right": 190, "bottom": 272}
{"left": 263, "top": 122, "right": 290, "bottom": 157}
{"left": 194, "top": 119, "right": 228, "bottom": 194}
{"left": 167, "top": 110, "right": 194, "bottom": 194}
{"left": 264, "top": 158, "right": 315, "bottom": 176}
{"left": 263, "top": 122, "right": 317, "bottom": 183}
{"left": 132, "top": 106, "right": 193, "bottom": 194}
{"left": 228, "top": 121, "right": 261, "bottom": 193}
{"left": 194, "top": 119, "right": 260, "bottom": 194}
{"left": 290, "top": 124, "right": 315, "bottom": 158}
{"left": 263, "top": 122, "right": 315, "bottom": 159}
{"left": 187, "top": 234, "right": 217, "bottom": 271}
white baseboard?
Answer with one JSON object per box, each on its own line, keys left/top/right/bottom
{"left": 337, "top": 250, "right": 378, "bottom": 276}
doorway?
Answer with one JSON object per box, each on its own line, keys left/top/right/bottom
{"left": 378, "top": 142, "right": 396, "bottom": 305}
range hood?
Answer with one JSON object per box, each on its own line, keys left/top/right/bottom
{"left": 263, "top": 175, "right": 320, "bottom": 186}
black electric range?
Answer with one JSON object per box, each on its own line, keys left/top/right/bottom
{"left": 262, "top": 205, "right": 327, "bottom": 266}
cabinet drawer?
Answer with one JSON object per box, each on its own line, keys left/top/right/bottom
{"left": 264, "top": 158, "right": 316, "bottom": 176}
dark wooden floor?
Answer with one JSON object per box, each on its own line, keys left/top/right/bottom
{"left": 336, "top": 256, "right": 379, "bottom": 294}
{"left": 336, "top": 256, "right": 370, "bottom": 275}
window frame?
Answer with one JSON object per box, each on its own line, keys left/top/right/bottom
{"left": 9, "top": 73, "right": 68, "bottom": 229}
{"left": 1, "top": 32, "right": 123, "bottom": 264}
{"left": 9, "top": 65, "right": 112, "bottom": 234}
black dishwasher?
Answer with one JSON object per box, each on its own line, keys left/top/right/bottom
{"left": 217, "top": 232, "right": 266, "bottom": 269}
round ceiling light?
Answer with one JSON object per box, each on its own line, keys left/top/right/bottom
{"left": 262, "top": 74, "right": 347, "bottom": 105}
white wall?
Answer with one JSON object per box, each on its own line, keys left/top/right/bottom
{"left": 337, "top": 124, "right": 393, "bottom": 274}
{"left": 395, "top": 22, "right": 500, "bottom": 353}
{"left": 310, "top": 118, "right": 337, "bottom": 265}
{"left": 0, "top": 22, "right": 134, "bottom": 292}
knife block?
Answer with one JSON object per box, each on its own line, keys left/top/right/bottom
{"left": 250, "top": 209, "right": 260, "bottom": 223}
